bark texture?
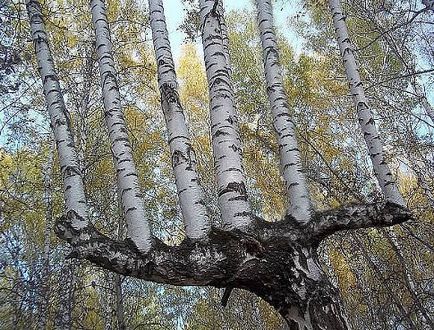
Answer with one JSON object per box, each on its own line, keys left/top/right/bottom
{"left": 149, "top": 0, "right": 210, "bottom": 239}
{"left": 27, "top": 1, "right": 416, "bottom": 329}
{"left": 199, "top": 0, "right": 252, "bottom": 229}
{"left": 329, "top": 0, "right": 405, "bottom": 206}
{"left": 56, "top": 202, "right": 411, "bottom": 329}
{"left": 90, "top": 0, "right": 152, "bottom": 252}
{"left": 26, "top": 0, "right": 88, "bottom": 230}
{"left": 256, "top": 0, "right": 311, "bottom": 223}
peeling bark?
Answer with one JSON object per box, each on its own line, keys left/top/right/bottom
{"left": 328, "top": 0, "right": 405, "bottom": 206}
{"left": 256, "top": 0, "right": 311, "bottom": 223}
{"left": 55, "top": 202, "right": 411, "bottom": 329}
{"left": 149, "top": 0, "right": 210, "bottom": 239}
{"left": 199, "top": 0, "right": 252, "bottom": 229}
{"left": 26, "top": 0, "right": 88, "bottom": 230}
{"left": 90, "top": 0, "right": 152, "bottom": 252}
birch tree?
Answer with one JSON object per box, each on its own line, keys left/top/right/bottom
{"left": 149, "top": 0, "right": 210, "bottom": 239}
{"left": 26, "top": 0, "right": 417, "bottom": 329}
{"left": 256, "top": 0, "right": 311, "bottom": 223}
{"left": 26, "top": 0, "right": 88, "bottom": 230}
{"left": 90, "top": 0, "right": 153, "bottom": 252}
{"left": 328, "top": 0, "right": 405, "bottom": 207}
{"left": 198, "top": 0, "right": 252, "bottom": 229}
{"left": 37, "top": 146, "right": 53, "bottom": 330}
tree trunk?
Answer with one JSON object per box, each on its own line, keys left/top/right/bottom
{"left": 328, "top": 0, "right": 405, "bottom": 206}
{"left": 149, "top": 0, "right": 210, "bottom": 239}
{"left": 113, "top": 274, "right": 126, "bottom": 330}
{"left": 38, "top": 145, "right": 54, "bottom": 329}
{"left": 256, "top": 0, "right": 311, "bottom": 223}
{"left": 199, "top": 0, "right": 252, "bottom": 229}
{"left": 90, "top": 0, "right": 152, "bottom": 252}
{"left": 26, "top": 0, "right": 88, "bottom": 229}
{"left": 56, "top": 202, "right": 411, "bottom": 329}
{"left": 413, "top": 82, "right": 434, "bottom": 123}
{"left": 77, "top": 52, "right": 94, "bottom": 177}
{"left": 27, "top": 1, "right": 416, "bottom": 329}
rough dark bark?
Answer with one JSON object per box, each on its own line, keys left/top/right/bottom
{"left": 56, "top": 202, "right": 412, "bottom": 329}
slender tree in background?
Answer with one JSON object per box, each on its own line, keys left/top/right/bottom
{"left": 0, "top": 0, "right": 428, "bottom": 328}
{"left": 37, "top": 145, "right": 53, "bottom": 329}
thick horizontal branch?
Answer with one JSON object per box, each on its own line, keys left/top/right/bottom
{"left": 308, "top": 202, "right": 413, "bottom": 243}
{"left": 56, "top": 202, "right": 412, "bottom": 287}
{"left": 55, "top": 211, "right": 268, "bottom": 287}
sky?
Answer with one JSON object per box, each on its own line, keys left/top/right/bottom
{"left": 161, "top": 0, "right": 302, "bottom": 64}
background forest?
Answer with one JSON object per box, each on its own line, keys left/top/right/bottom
{"left": 0, "top": 0, "right": 433, "bottom": 329}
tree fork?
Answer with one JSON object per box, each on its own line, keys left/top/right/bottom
{"left": 56, "top": 202, "right": 412, "bottom": 329}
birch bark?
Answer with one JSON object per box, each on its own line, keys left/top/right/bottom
{"left": 329, "top": 0, "right": 405, "bottom": 206}
{"left": 90, "top": 0, "right": 152, "bottom": 252}
{"left": 216, "top": 0, "right": 231, "bottom": 76}
{"left": 149, "top": 0, "right": 210, "bottom": 239}
{"left": 199, "top": 0, "right": 252, "bottom": 229}
{"left": 256, "top": 0, "right": 311, "bottom": 223}
{"left": 26, "top": 0, "right": 88, "bottom": 229}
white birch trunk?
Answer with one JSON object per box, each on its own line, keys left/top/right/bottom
{"left": 148, "top": 0, "right": 210, "bottom": 239}
{"left": 256, "top": 0, "right": 312, "bottom": 223}
{"left": 26, "top": 0, "right": 88, "bottom": 229}
{"left": 90, "top": 0, "right": 152, "bottom": 252}
{"left": 199, "top": 0, "right": 252, "bottom": 229}
{"left": 216, "top": 0, "right": 231, "bottom": 76}
{"left": 329, "top": 0, "right": 405, "bottom": 206}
